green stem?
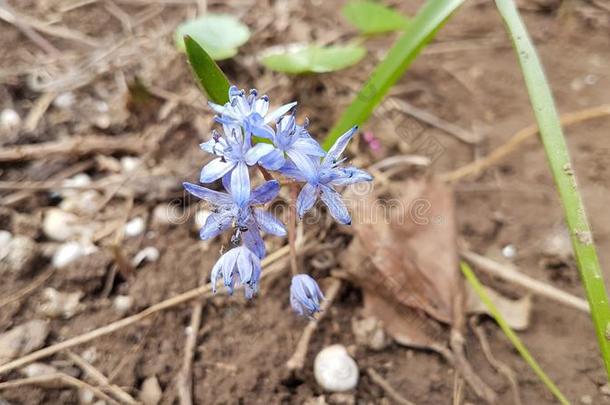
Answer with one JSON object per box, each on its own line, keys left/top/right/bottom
{"left": 461, "top": 262, "right": 570, "bottom": 405}
{"left": 495, "top": 0, "right": 610, "bottom": 379}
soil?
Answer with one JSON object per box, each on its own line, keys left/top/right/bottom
{"left": 1, "top": 0, "right": 610, "bottom": 404}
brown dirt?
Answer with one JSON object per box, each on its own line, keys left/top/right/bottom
{"left": 1, "top": 0, "right": 610, "bottom": 404}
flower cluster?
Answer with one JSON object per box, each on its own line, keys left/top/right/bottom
{"left": 184, "top": 86, "right": 372, "bottom": 317}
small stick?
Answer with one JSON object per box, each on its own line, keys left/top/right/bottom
{"left": 66, "top": 351, "right": 138, "bottom": 405}
{"left": 0, "top": 1, "right": 60, "bottom": 55}
{"left": 176, "top": 301, "right": 203, "bottom": 405}
{"left": 0, "top": 243, "right": 296, "bottom": 376}
{"left": 388, "top": 98, "right": 482, "bottom": 144}
{"left": 0, "top": 135, "right": 147, "bottom": 163}
{"left": 0, "top": 373, "right": 119, "bottom": 405}
{"left": 440, "top": 104, "right": 610, "bottom": 182}
{"left": 288, "top": 184, "right": 299, "bottom": 276}
{"left": 470, "top": 317, "right": 522, "bottom": 405}
{"left": 367, "top": 368, "right": 416, "bottom": 405}
{"left": 286, "top": 278, "right": 342, "bottom": 371}
{"left": 23, "top": 92, "right": 57, "bottom": 133}
{"left": 460, "top": 250, "right": 589, "bottom": 313}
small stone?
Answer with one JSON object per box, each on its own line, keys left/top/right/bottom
{"left": 0, "top": 320, "right": 49, "bottom": 365}
{"left": 328, "top": 393, "right": 355, "bottom": 405}
{"left": 600, "top": 383, "right": 610, "bottom": 396}
{"left": 39, "top": 288, "right": 83, "bottom": 319}
{"left": 113, "top": 295, "right": 134, "bottom": 315}
{"left": 52, "top": 241, "right": 97, "bottom": 269}
{"left": 124, "top": 217, "right": 145, "bottom": 237}
{"left": 314, "top": 345, "right": 359, "bottom": 392}
{"left": 79, "top": 387, "right": 95, "bottom": 404}
{"left": 304, "top": 397, "right": 328, "bottom": 405}
{"left": 351, "top": 316, "right": 389, "bottom": 351}
{"left": 140, "top": 376, "right": 162, "bottom": 405}
{"left": 0, "top": 108, "right": 21, "bottom": 131}
{"left": 54, "top": 92, "right": 76, "bottom": 109}
{"left": 501, "top": 244, "right": 516, "bottom": 259}
{"left": 120, "top": 156, "right": 140, "bottom": 173}
{"left": 43, "top": 209, "right": 81, "bottom": 241}
{"left": 0, "top": 233, "right": 38, "bottom": 276}
{"left": 20, "top": 362, "right": 57, "bottom": 378}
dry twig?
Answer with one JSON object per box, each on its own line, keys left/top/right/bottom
{"left": 461, "top": 250, "right": 589, "bottom": 313}
{"left": 0, "top": 373, "right": 119, "bottom": 405}
{"left": 66, "top": 351, "right": 139, "bottom": 405}
{"left": 176, "top": 301, "right": 203, "bottom": 405}
{"left": 367, "top": 368, "right": 416, "bottom": 405}
{"left": 440, "top": 104, "right": 610, "bottom": 182}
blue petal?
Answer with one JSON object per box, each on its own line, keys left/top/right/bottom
{"left": 320, "top": 185, "right": 351, "bottom": 225}
{"left": 245, "top": 143, "right": 275, "bottom": 166}
{"left": 253, "top": 208, "right": 286, "bottom": 236}
{"left": 199, "top": 210, "right": 233, "bottom": 240}
{"left": 296, "top": 183, "right": 319, "bottom": 219}
{"left": 250, "top": 180, "right": 281, "bottom": 205}
{"left": 277, "top": 161, "right": 307, "bottom": 182}
{"left": 200, "top": 158, "right": 235, "bottom": 183}
{"left": 330, "top": 167, "right": 373, "bottom": 186}
{"left": 291, "top": 137, "right": 326, "bottom": 157}
{"left": 183, "top": 182, "right": 232, "bottom": 206}
{"left": 242, "top": 226, "right": 266, "bottom": 259}
{"left": 286, "top": 150, "right": 318, "bottom": 183}
{"left": 258, "top": 149, "right": 285, "bottom": 171}
{"left": 250, "top": 123, "right": 275, "bottom": 139}
{"left": 236, "top": 247, "right": 254, "bottom": 285}
{"left": 264, "top": 101, "right": 297, "bottom": 124}
{"left": 324, "top": 126, "right": 357, "bottom": 165}
{"left": 230, "top": 161, "right": 251, "bottom": 207}
{"left": 290, "top": 274, "right": 324, "bottom": 316}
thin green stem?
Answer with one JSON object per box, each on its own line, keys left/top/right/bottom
{"left": 461, "top": 262, "right": 570, "bottom": 405}
{"left": 495, "top": 0, "right": 610, "bottom": 379}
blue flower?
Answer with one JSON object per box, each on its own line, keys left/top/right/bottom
{"left": 211, "top": 245, "right": 261, "bottom": 299}
{"left": 290, "top": 274, "right": 324, "bottom": 317}
{"left": 199, "top": 123, "right": 277, "bottom": 206}
{"left": 257, "top": 114, "right": 326, "bottom": 171}
{"left": 209, "top": 86, "right": 296, "bottom": 139}
{"left": 183, "top": 180, "right": 286, "bottom": 258}
{"left": 280, "top": 126, "right": 373, "bottom": 225}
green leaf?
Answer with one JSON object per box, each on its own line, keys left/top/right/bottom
{"left": 460, "top": 262, "right": 570, "bottom": 404}
{"left": 176, "top": 14, "right": 250, "bottom": 60}
{"left": 495, "top": 0, "right": 610, "bottom": 381}
{"left": 184, "top": 36, "right": 230, "bottom": 104}
{"left": 342, "top": 0, "right": 409, "bottom": 34}
{"left": 322, "top": 0, "right": 464, "bottom": 150}
{"left": 260, "top": 44, "right": 366, "bottom": 74}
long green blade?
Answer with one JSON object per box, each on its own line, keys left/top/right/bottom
{"left": 461, "top": 262, "right": 570, "bottom": 405}
{"left": 495, "top": 0, "right": 610, "bottom": 379}
{"left": 322, "top": 0, "right": 464, "bottom": 150}
{"left": 184, "top": 35, "right": 230, "bottom": 104}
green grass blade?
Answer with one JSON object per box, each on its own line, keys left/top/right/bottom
{"left": 495, "top": 0, "right": 610, "bottom": 379}
{"left": 184, "top": 35, "right": 230, "bottom": 104}
{"left": 460, "top": 262, "right": 570, "bottom": 405}
{"left": 321, "top": 0, "right": 464, "bottom": 150}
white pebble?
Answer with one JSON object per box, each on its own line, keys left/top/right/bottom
{"left": 43, "top": 209, "right": 81, "bottom": 241}
{"left": 113, "top": 295, "right": 134, "bottom": 315}
{"left": 132, "top": 247, "right": 160, "bottom": 267}
{"left": 124, "top": 217, "right": 145, "bottom": 237}
{"left": 0, "top": 108, "right": 21, "bottom": 131}
{"left": 21, "top": 362, "right": 57, "bottom": 378}
{"left": 501, "top": 244, "right": 516, "bottom": 259}
{"left": 52, "top": 241, "right": 96, "bottom": 268}
{"left": 79, "top": 387, "right": 95, "bottom": 404}
{"left": 140, "top": 376, "right": 162, "bottom": 405}
{"left": 39, "top": 288, "right": 82, "bottom": 319}
{"left": 54, "top": 92, "right": 76, "bottom": 109}
{"left": 0, "top": 233, "right": 38, "bottom": 276}
{"left": 314, "top": 345, "right": 359, "bottom": 392}
{"left": 120, "top": 156, "right": 141, "bottom": 173}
